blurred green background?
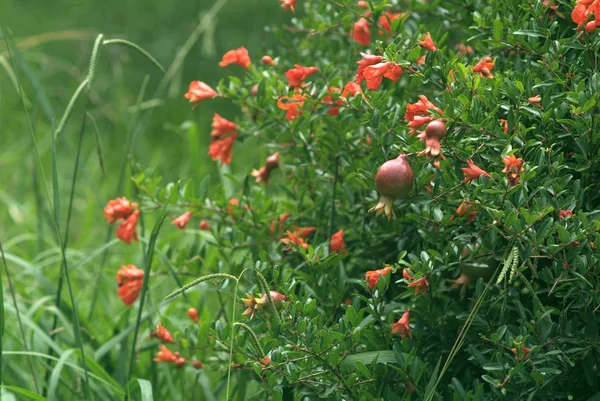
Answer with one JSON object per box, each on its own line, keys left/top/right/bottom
{"left": 0, "top": 0, "right": 288, "bottom": 238}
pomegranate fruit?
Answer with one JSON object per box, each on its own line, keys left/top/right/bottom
{"left": 368, "top": 154, "right": 414, "bottom": 220}
{"left": 417, "top": 119, "right": 447, "bottom": 158}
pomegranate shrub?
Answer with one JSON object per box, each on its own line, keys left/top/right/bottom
{"left": 119, "top": 1, "right": 599, "bottom": 400}
{"left": 17, "top": 0, "right": 600, "bottom": 400}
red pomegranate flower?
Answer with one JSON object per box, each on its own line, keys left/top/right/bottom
{"left": 171, "top": 211, "right": 191, "bottom": 230}
{"left": 149, "top": 322, "right": 175, "bottom": 343}
{"left": 365, "top": 266, "right": 392, "bottom": 289}
{"left": 285, "top": 65, "right": 318, "bottom": 88}
{"left": 353, "top": 18, "right": 371, "bottom": 46}
{"left": 378, "top": 12, "right": 403, "bottom": 35}
{"left": 116, "top": 264, "right": 144, "bottom": 306}
{"left": 277, "top": 93, "right": 306, "bottom": 121}
{"left": 391, "top": 311, "right": 412, "bottom": 339}
{"left": 281, "top": 230, "right": 309, "bottom": 251}
{"left": 355, "top": 52, "right": 384, "bottom": 84}
{"left": 404, "top": 95, "right": 442, "bottom": 122}
{"left": 280, "top": 0, "right": 296, "bottom": 13}
{"left": 559, "top": 209, "right": 573, "bottom": 219}
{"left": 219, "top": 47, "right": 251, "bottom": 69}
{"left": 116, "top": 210, "right": 140, "bottom": 244}
{"left": 407, "top": 277, "right": 429, "bottom": 295}
{"left": 502, "top": 155, "right": 525, "bottom": 185}
{"left": 153, "top": 345, "right": 178, "bottom": 363}
{"left": 211, "top": 114, "right": 237, "bottom": 139}
{"left": 104, "top": 197, "right": 138, "bottom": 224}
{"left": 418, "top": 32, "right": 437, "bottom": 51}
{"left": 184, "top": 81, "right": 217, "bottom": 108}
{"left": 208, "top": 133, "right": 237, "bottom": 166}
{"left": 499, "top": 119, "right": 509, "bottom": 134}
{"left": 363, "top": 62, "right": 402, "bottom": 90}
{"left": 473, "top": 57, "right": 495, "bottom": 79}
{"left": 330, "top": 229, "right": 347, "bottom": 254}
{"left": 461, "top": 159, "right": 491, "bottom": 184}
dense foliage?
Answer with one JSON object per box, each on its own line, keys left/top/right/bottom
{"left": 1, "top": 0, "right": 600, "bottom": 400}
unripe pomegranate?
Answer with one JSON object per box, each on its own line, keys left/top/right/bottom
{"left": 368, "top": 154, "right": 414, "bottom": 220}
{"left": 418, "top": 120, "right": 447, "bottom": 158}
{"left": 425, "top": 120, "right": 447, "bottom": 139}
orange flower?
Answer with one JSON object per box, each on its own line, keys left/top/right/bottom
{"left": 378, "top": 11, "right": 403, "bottom": 35}
{"left": 450, "top": 199, "right": 475, "bottom": 220}
{"left": 104, "top": 197, "right": 137, "bottom": 224}
{"left": 261, "top": 356, "right": 271, "bottom": 366}
{"left": 461, "top": 159, "right": 491, "bottom": 184}
{"left": 277, "top": 93, "right": 306, "bottom": 121}
{"left": 280, "top": 0, "right": 296, "bottom": 13}
{"left": 501, "top": 155, "right": 525, "bottom": 186}
{"left": 211, "top": 114, "right": 237, "bottom": 139}
{"left": 415, "top": 55, "right": 426, "bottom": 66}
{"left": 418, "top": 32, "right": 436, "bottom": 51}
{"left": 330, "top": 229, "right": 347, "bottom": 254}
{"left": 402, "top": 269, "right": 414, "bottom": 281}
{"left": 365, "top": 266, "right": 392, "bottom": 289}
{"left": 149, "top": 322, "right": 174, "bottom": 343}
{"left": 153, "top": 345, "right": 178, "bottom": 363}
{"left": 404, "top": 95, "right": 442, "bottom": 122}
{"left": 407, "top": 277, "right": 429, "bottom": 295}
{"left": 559, "top": 209, "right": 573, "bottom": 219}
{"left": 571, "top": 0, "right": 598, "bottom": 29}
{"left": 352, "top": 18, "right": 371, "bottom": 46}
{"left": 499, "top": 119, "right": 509, "bottom": 134}
{"left": 297, "top": 227, "right": 317, "bottom": 238}
{"left": 184, "top": 81, "right": 217, "bottom": 108}
{"left": 342, "top": 81, "right": 364, "bottom": 99}
{"left": 116, "top": 210, "right": 140, "bottom": 244}
{"left": 208, "top": 133, "right": 237, "bottom": 166}
{"left": 199, "top": 220, "right": 210, "bottom": 231}
{"left": 261, "top": 55, "right": 276, "bottom": 65}
{"left": 281, "top": 230, "right": 309, "bottom": 251}
{"left": 171, "top": 211, "right": 191, "bottom": 230}
{"left": 407, "top": 115, "right": 432, "bottom": 136}
{"left": 473, "top": 57, "right": 495, "bottom": 79}
{"left": 363, "top": 62, "right": 402, "bottom": 90}
{"left": 285, "top": 65, "right": 318, "bottom": 88}
{"left": 219, "top": 47, "right": 251, "bottom": 69}
{"left": 391, "top": 311, "right": 412, "bottom": 339}
{"left": 355, "top": 52, "right": 384, "bottom": 84}
{"left": 528, "top": 95, "right": 541, "bottom": 103}
{"left": 188, "top": 307, "right": 199, "bottom": 322}
{"left": 116, "top": 264, "right": 144, "bottom": 306}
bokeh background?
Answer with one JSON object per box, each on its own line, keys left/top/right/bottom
{"left": 0, "top": 0, "right": 289, "bottom": 242}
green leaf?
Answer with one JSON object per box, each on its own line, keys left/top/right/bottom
{"left": 137, "top": 379, "right": 154, "bottom": 401}
{"left": 494, "top": 19, "right": 503, "bottom": 40}
{"left": 0, "top": 386, "right": 49, "bottom": 401}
